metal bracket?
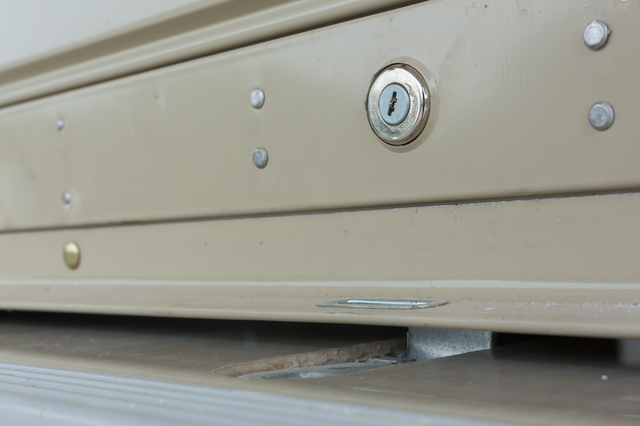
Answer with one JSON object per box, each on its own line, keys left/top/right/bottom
{"left": 408, "top": 327, "right": 495, "bottom": 361}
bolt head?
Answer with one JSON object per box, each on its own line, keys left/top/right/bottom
{"left": 378, "top": 83, "right": 411, "bottom": 126}
{"left": 56, "top": 119, "right": 65, "bottom": 131}
{"left": 61, "top": 191, "right": 72, "bottom": 204}
{"left": 253, "top": 148, "right": 268, "bottom": 169}
{"left": 63, "top": 242, "right": 80, "bottom": 270}
{"left": 250, "top": 89, "right": 265, "bottom": 109}
{"left": 588, "top": 102, "right": 614, "bottom": 130}
{"left": 583, "top": 20, "right": 610, "bottom": 50}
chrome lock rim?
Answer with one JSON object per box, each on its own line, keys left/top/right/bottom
{"left": 366, "top": 63, "right": 430, "bottom": 146}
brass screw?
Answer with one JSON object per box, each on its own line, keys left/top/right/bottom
{"left": 63, "top": 242, "right": 80, "bottom": 270}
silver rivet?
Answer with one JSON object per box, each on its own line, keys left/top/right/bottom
{"left": 588, "top": 102, "right": 614, "bottom": 130}
{"left": 583, "top": 20, "right": 610, "bottom": 50}
{"left": 253, "top": 148, "right": 268, "bottom": 169}
{"left": 250, "top": 89, "right": 265, "bottom": 109}
{"left": 62, "top": 191, "right": 72, "bottom": 204}
{"left": 56, "top": 119, "right": 65, "bottom": 131}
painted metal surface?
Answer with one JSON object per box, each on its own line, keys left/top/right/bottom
{"left": 1, "top": 193, "right": 640, "bottom": 337}
{"left": 0, "top": 0, "right": 416, "bottom": 108}
{"left": 0, "top": 0, "right": 638, "bottom": 230}
{"left": 0, "top": 0, "right": 201, "bottom": 69}
{"left": 0, "top": 0, "right": 638, "bottom": 339}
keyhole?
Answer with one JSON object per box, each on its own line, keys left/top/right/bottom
{"left": 377, "top": 83, "right": 410, "bottom": 126}
{"left": 387, "top": 91, "right": 398, "bottom": 117}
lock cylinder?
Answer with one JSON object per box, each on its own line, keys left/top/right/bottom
{"left": 366, "top": 63, "right": 430, "bottom": 146}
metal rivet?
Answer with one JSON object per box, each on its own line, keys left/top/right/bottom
{"left": 588, "top": 102, "right": 614, "bottom": 130}
{"left": 583, "top": 20, "right": 610, "bottom": 50}
{"left": 61, "top": 191, "right": 71, "bottom": 204}
{"left": 253, "top": 148, "right": 268, "bottom": 169}
{"left": 63, "top": 242, "right": 80, "bottom": 270}
{"left": 366, "top": 63, "right": 430, "bottom": 146}
{"left": 250, "top": 89, "right": 265, "bottom": 109}
{"left": 56, "top": 119, "right": 65, "bottom": 131}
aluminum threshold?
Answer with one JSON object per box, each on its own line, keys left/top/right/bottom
{"left": 0, "top": 363, "right": 508, "bottom": 426}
